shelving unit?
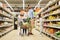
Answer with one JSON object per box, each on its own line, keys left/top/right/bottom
{"left": 42, "top": 11, "right": 60, "bottom": 18}
{"left": 0, "top": 26, "right": 13, "bottom": 37}
{"left": 42, "top": 31, "right": 60, "bottom": 40}
{"left": 0, "top": 6, "right": 13, "bottom": 16}
{"left": 0, "top": 4, "right": 14, "bottom": 37}
{"left": 0, "top": 24, "right": 13, "bottom": 28}
{"left": 39, "top": 0, "right": 59, "bottom": 14}
{"left": 42, "top": 5, "right": 60, "bottom": 14}
{"left": 38, "top": 0, "right": 60, "bottom": 40}
{"left": 0, "top": 13, "right": 13, "bottom": 19}
{"left": 44, "top": 19, "right": 60, "bottom": 22}
{"left": 43, "top": 25, "right": 60, "bottom": 29}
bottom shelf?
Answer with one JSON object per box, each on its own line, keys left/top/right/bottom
{"left": 42, "top": 31, "right": 60, "bottom": 40}
{"left": 0, "top": 26, "right": 14, "bottom": 37}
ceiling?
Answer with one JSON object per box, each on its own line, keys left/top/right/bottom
{"left": 0, "top": 0, "right": 50, "bottom": 11}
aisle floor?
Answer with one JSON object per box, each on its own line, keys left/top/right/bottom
{"left": 0, "top": 29, "right": 53, "bottom": 40}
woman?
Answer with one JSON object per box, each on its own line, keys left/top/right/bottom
{"left": 18, "top": 9, "right": 27, "bottom": 36}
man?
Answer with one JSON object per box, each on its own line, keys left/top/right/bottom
{"left": 18, "top": 9, "right": 28, "bottom": 36}
{"left": 28, "top": 6, "right": 34, "bottom": 35}
{"left": 28, "top": 7, "right": 34, "bottom": 19}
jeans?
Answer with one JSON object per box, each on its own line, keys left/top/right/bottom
{"left": 23, "top": 29, "right": 27, "bottom": 34}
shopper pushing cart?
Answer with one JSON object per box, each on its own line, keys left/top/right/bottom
{"left": 18, "top": 9, "right": 30, "bottom": 36}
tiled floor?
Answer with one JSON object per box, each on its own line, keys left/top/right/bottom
{"left": 0, "top": 28, "right": 53, "bottom": 40}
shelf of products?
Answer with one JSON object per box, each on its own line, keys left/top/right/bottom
{"left": 42, "top": 31, "right": 60, "bottom": 40}
{"left": 42, "top": 5, "right": 60, "bottom": 15}
{"left": 0, "top": 20, "right": 13, "bottom": 22}
{"left": 44, "top": 19, "right": 60, "bottom": 22}
{"left": 38, "top": 0, "right": 60, "bottom": 40}
{"left": 0, "top": 26, "right": 13, "bottom": 36}
{"left": 39, "top": 0, "right": 59, "bottom": 14}
{"left": 0, "top": 24, "right": 13, "bottom": 28}
{"left": 0, "top": 6, "right": 13, "bottom": 16}
{"left": 42, "top": 9, "right": 60, "bottom": 18}
{"left": 0, "top": 2, "right": 14, "bottom": 37}
{"left": 0, "top": 13, "right": 13, "bottom": 19}
{"left": 43, "top": 25, "right": 60, "bottom": 29}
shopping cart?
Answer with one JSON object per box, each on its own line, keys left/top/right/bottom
{"left": 19, "top": 19, "right": 30, "bottom": 36}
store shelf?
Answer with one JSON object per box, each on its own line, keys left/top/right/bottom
{"left": 0, "top": 26, "right": 13, "bottom": 37}
{"left": 43, "top": 11, "right": 60, "bottom": 18}
{"left": 0, "top": 13, "right": 13, "bottom": 19}
{"left": 0, "top": 6, "right": 13, "bottom": 16}
{"left": 0, "top": 24, "right": 13, "bottom": 28}
{"left": 43, "top": 25, "right": 60, "bottom": 29}
{"left": 42, "top": 5, "right": 60, "bottom": 14}
{"left": 39, "top": 0, "right": 59, "bottom": 14}
{"left": 0, "top": 20, "right": 13, "bottom": 22}
{"left": 44, "top": 19, "right": 60, "bottom": 22}
{"left": 42, "top": 31, "right": 60, "bottom": 40}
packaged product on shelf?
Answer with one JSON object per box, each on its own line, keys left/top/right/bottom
{"left": 0, "top": 23, "right": 4, "bottom": 26}
{"left": 48, "top": 16, "right": 52, "bottom": 20}
{"left": 46, "top": 13, "right": 49, "bottom": 15}
{"left": 57, "top": 22, "right": 60, "bottom": 24}
{"left": 52, "top": 5, "right": 55, "bottom": 8}
{"left": 46, "top": 28, "right": 49, "bottom": 33}
{"left": 43, "top": 22, "right": 49, "bottom": 26}
{"left": 4, "top": 22, "right": 8, "bottom": 25}
{"left": 48, "top": 28, "right": 55, "bottom": 34}
{"left": 48, "top": 16, "right": 55, "bottom": 20}
{"left": 0, "top": 17, "right": 3, "bottom": 20}
{"left": 2, "top": 3, "right": 7, "bottom": 8}
{"left": 43, "top": 27, "right": 47, "bottom": 32}
{"left": 0, "top": 29, "right": 6, "bottom": 33}
{"left": 57, "top": 22, "right": 60, "bottom": 27}
{"left": 0, "top": 10, "right": 2, "bottom": 13}
{"left": 49, "top": 22, "right": 53, "bottom": 26}
{"left": 52, "top": 24, "right": 57, "bottom": 27}
{"left": 5, "top": 18, "right": 9, "bottom": 20}
{"left": 7, "top": 14, "right": 11, "bottom": 17}
{"left": 55, "top": 31, "right": 60, "bottom": 38}
{"left": 50, "top": 11, "right": 53, "bottom": 14}
{"left": 3, "top": 17, "right": 6, "bottom": 20}
{"left": 7, "top": 8, "right": 11, "bottom": 12}
{"left": 0, "top": 2, "right": 2, "bottom": 7}
{"left": 53, "top": 9, "right": 59, "bottom": 14}
{"left": 0, "top": 22, "right": 2, "bottom": 25}
{"left": 3, "top": 11, "right": 6, "bottom": 14}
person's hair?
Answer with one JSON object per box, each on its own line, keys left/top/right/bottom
{"left": 25, "top": 9, "right": 28, "bottom": 12}
{"left": 28, "top": 5, "right": 30, "bottom": 7}
{"left": 34, "top": 10, "right": 35, "bottom": 12}
{"left": 20, "top": 9, "right": 24, "bottom": 12}
{"left": 38, "top": 14, "right": 41, "bottom": 18}
{"left": 36, "top": 7, "right": 38, "bottom": 9}
{"left": 29, "top": 7, "right": 32, "bottom": 9}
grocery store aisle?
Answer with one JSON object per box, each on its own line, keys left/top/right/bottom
{"left": 0, "top": 28, "right": 53, "bottom": 40}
